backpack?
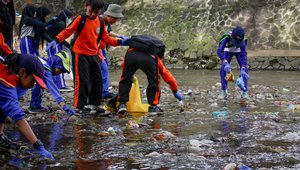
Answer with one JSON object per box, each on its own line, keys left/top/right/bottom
{"left": 129, "top": 34, "right": 166, "bottom": 59}
{"left": 70, "top": 13, "right": 104, "bottom": 47}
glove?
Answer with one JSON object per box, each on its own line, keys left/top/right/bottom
{"left": 52, "top": 17, "right": 58, "bottom": 21}
{"left": 34, "top": 140, "right": 54, "bottom": 160}
{"left": 240, "top": 69, "right": 249, "bottom": 80}
{"left": 121, "top": 37, "right": 130, "bottom": 46}
{"left": 46, "top": 40, "right": 57, "bottom": 51}
{"left": 173, "top": 91, "right": 183, "bottom": 101}
{"left": 119, "top": 35, "right": 128, "bottom": 39}
{"left": 223, "top": 62, "right": 231, "bottom": 73}
{"left": 48, "top": 17, "right": 58, "bottom": 24}
{"left": 235, "top": 76, "right": 246, "bottom": 91}
{"left": 63, "top": 105, "right": 75, "bottom": 116}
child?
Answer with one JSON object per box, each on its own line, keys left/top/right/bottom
{"left": 18, "top": 51, "right": 75, "bottom": 117}
{"left": 118, "top": 40, "right": 183, "bottom": 114}
{"left": 19, "top": 5, "right": 54, "bottom": 56}
{"left": 217, "top": 26, "right": 249, "bottom": 99}
{"left": 0, "top": 33, "right": 54, "bottom": 160}
{"left": 46, "top": 9, "right": 73, "bottom": 90}
{"left": 0, "top": 0, "right": 15, "bottom": 48}
{"left": 47, "top": 0, "right": 129, "bottom": 114}
{"left": 98, "top": 4, "right": 125, "bottom": 99}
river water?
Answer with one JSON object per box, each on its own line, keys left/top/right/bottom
{"left": 1, "top": 70, "right": 300, "bottom": 169}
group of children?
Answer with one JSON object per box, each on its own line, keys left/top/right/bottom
{"left": 0, "top": 0, "right": 249, "bottom": 161}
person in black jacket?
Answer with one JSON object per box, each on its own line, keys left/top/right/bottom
{"left": 46, "top": 9, "right": 73, "bottom": 90}
{"left": 0, "top": 0, "right": 15, "bottom": 49}
{"left": 19, "top": 5, "right": 54, "bottom": 56}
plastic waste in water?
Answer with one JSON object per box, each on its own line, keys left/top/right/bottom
{"left": 288, "top": 104, "right": 295, "bottom": 110}
{"left": 282, "top": 88, "right": 290, "bottom": 93}
{"left": 212, "top": 110, "right": 228, "bottom": 117}
{"left": 107, "top": 127, "right": 116, "bottom": 135}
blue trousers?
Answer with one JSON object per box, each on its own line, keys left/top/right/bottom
{"left": 220, "top": 52, "right": 248, "bottom": 92}
{"left": 20, "top": 37, "right": 39, "bottom": 56}
{"left": 100, "top": 49, "right": 109, "bottom": 97}
{"left": 17, "top": 70, "right": 64, "bottom": 109}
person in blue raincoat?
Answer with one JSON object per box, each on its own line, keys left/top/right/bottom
{"left": 18, "top": 51, "right": 75, "bottom": 117}
{"left": 0, "top": 50, "right": 54, "bottom": 160}
{"left": 217, "top": 26, "right": 249, "bottom": 99}
{"left": 46, "top": 9, "right": 73, "bottom": 90}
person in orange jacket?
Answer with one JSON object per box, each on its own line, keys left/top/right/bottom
{"left": 47, "top": 0, "right": 130, "bottom": 114}
{"left": 0, "top": 32, "right": 12, "bottom": 57}
{"left": 118, "top": 48, "right": 183, "bottom": 114}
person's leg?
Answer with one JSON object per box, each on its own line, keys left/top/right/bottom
{"left": 118, "top": 52, "right": 138, "bottom": 104}
{"left": 19, "top": 37, "right": 36, "bottom": 55}
{"left": 29, "top": 85, "right": 48, "bottom": 113}
{"left": 73, "top": 54, "right": 90, "bottom": 109}
{"left": 100, "top": 50, "right": 110, "bottom": 97}
{"left": 220, "top": 52, "right": 234, "bottom": 91}
{"left": 139, "top": 55, "right": 159, "bottom": 106}
{"left": 236, "top": 52, "right": 248, "bottom": 92}
{"left": 88, "top": 55, "right": 102, "bottom": 107}
{"left": 55, "top": 74, "right": 66, "bottom": 89}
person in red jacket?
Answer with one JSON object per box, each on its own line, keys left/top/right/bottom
{"left": 0, "top": 33, "right": 54, "bottom": 160}
{"left": 0, "top": 32, "right": 12, "bottom": 57}
{"left": 118, "top": 48, "right": 183, "bottom": 114}
{"left": 47, "top": 0, "right": 129, "bottom": 114}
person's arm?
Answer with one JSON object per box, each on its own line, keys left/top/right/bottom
{"left": 0, "top": 85, "right": 54, "bottom": 160}
{"left": 240, "top": 43, "right": 248, "bottom": 67}
{"left": 56, "top": 16, "right": 81, "bottom": 43}
{"left": 109, "top": 31, "right": 121, "bottom": 38}
{"left": 43, "top": 70, "right": 75, "bottom": 116}
{"left": 8, "top": 1, "right": 16, "bottom": 25}
{"left": 0, "top": 33, "right": 13, "bottom": 56}
{"left": 23, "top": 17, "right": 48, "bottom": 28}
{"left": 217, "top": 38, "right": 229, "bottom": 61}
{"left": 43, "top": 70, "right": 64, "bottom": 104}
{"left": 158, "top": 58, "right": 178, "bottom": 92}
{"left": 101, "top": 25, "right": 121, "bottom": 46}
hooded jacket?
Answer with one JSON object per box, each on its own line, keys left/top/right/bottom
{"left": 0, "top": 1, "right": 14, "bottom": 45}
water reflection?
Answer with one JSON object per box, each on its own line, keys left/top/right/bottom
{"left": 74, "top": 159, "right": 111, "bottom": 170}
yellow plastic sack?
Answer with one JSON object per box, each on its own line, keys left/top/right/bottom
{"left": 117, "top": 77, "right": 149, "bottom": 113}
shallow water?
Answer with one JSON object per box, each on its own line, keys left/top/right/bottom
{"left": 1, "top": 70, "right": 300, "bottom": 169}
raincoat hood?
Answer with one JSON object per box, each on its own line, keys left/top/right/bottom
{"left": 46, "top": 55, "right": 66, "bottom": 73}
{"left": 36, "top": 6, "right": 51, "bottom": 20}
{"left": 58, "top": 9, "right": 73, "bottom": 22}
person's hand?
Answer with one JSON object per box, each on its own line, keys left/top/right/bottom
{"left": 121, "top": 37, "right": 130, "bottom": 46}
{"left": 173, "top": 91, "right": 183, "bottom": 101}
{"left": 46, "top": 40, "right": 57, "bottom": 51}
{"left": 49, "top": 17, "right": 58, "bottom": 24}
{"left": 34, "top": 141, "right": 54, "bottom": 160}
{"left": 235, "top": 76, "right": 246, "bottom": 91}
{"left": 119, "top": 35, "right": 128, "bottom": 39}
{"left": 62, "top": 105, "right": 75, "bottom": 116}
{"left": 223, "top": 62, "right": 231, "bottom": 73}
{"left": 240, "top": 69, "right": 249, "bottom": 80}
